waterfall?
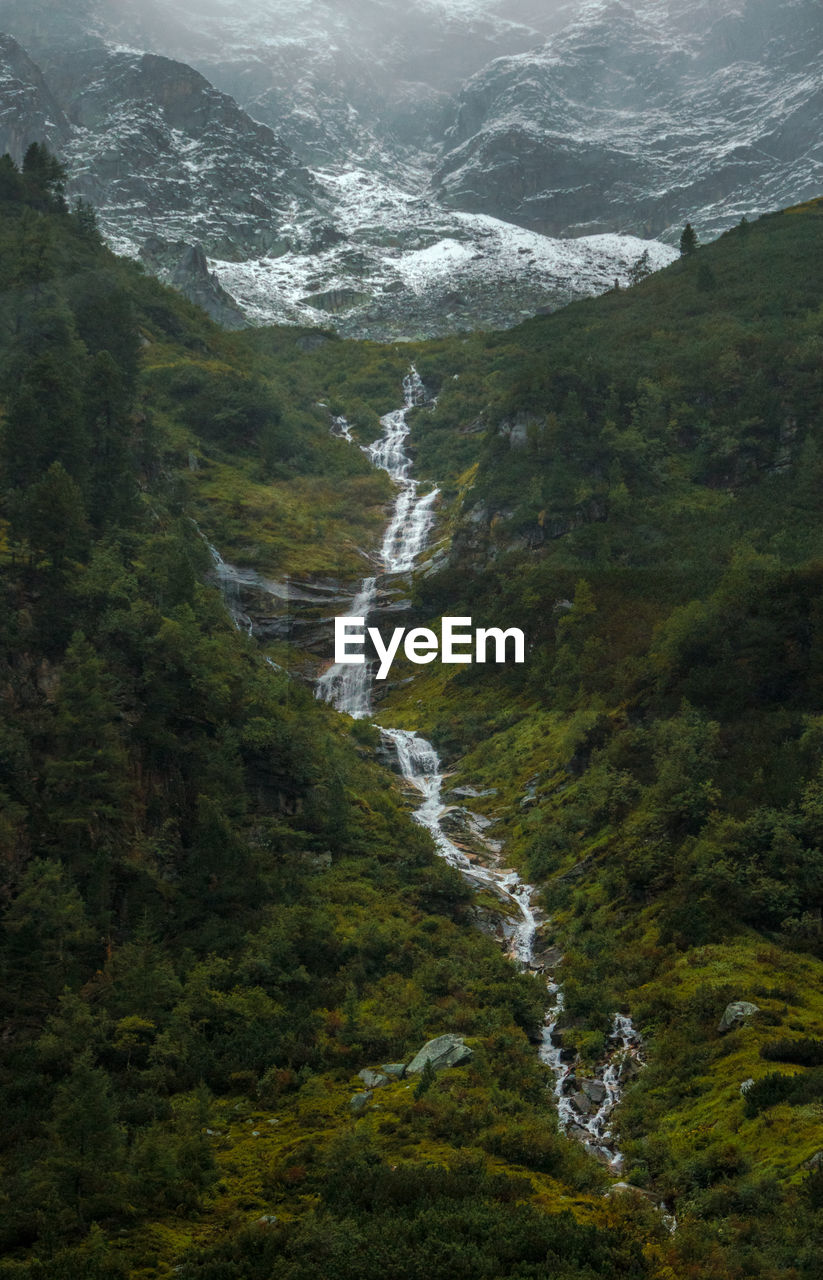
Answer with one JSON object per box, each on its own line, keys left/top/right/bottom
{"left": 316, "top": 367, "right": 644, "bottom": 1169}
{"left": 201, "top": 369, "right": 643, "bottom": 1171}
{"left": 315, "top": 369, "right": 439, "bottom": 715}
{"left": 206, "top": 540, "right": 255, "bottom": 636}
{"left": 315, "top": 576, "right": 379, "bottom": 719}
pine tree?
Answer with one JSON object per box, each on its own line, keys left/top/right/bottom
{"left": 629, "top": 248, "right": 651, "bottom": 285}
{"left": 22, "top": 142, "right": 68, "bottom": 213}
{"left": 679, "top": 222, "right": 699, "bottom": 256}
{"left": 1, "top": 300, "right": 89, "bottom": 491}
{"left": 85, "top": 350, "right": 137, "bottom": 529}
{"left": 0, "top": 152, "right": 23, "bottom": 203}
{"left": 72, "top": 197, "right": 102, "bottom": 245}
{"left": 14, "top": 462, "right": 89, "bottom": 571}
{"left": 1, "top": 859, "right": 94, "bottom": 1012}
{"left": 42, "top": 631, "right": 131, "bottom": 873}
{"left": 40, "top": 1052, "right": 125, "bottom": 1226}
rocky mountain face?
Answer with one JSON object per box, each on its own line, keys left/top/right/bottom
{"left": 0, "top": 0, "right": 330, "bottom": 260}
{"left": 0, "top": 0, "right": 673, "bottom": 337}
{"left": 89, "top": 0, "right": 568, "bottom": 168}
{"left": 434, "top": 0, "right": 823, "bottom": 241}
{"left": 0, "top": 0, "right": 338, "bottom": 321}
{"left": 54, "top": 46, "right": 328, "bottom": 260}
{"left": 0, "top": 0, "right": 818, "bottom": 333}
{"left": 75, "top": 0, "right": 823, "bottom": 245}
{"left": 0, "top": 35, "right": 69, "bottom": 162}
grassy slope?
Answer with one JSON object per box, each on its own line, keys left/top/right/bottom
{"left": 372, "top": 201, "right": 823, "bottom": 1270}
{"left": 0, "top": 181, "right": 659, "bottom": 1280}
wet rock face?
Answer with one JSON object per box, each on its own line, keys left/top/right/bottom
{"left": 435, "top": 0, "right": 823, "bottom": 242}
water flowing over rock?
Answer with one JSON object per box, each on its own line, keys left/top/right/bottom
{"left": 206, "top": 371, "right": 644, "bottom": 1171}
{"left": 310, "top": 368, "right": 645, "bottom": 1170}
{"left": 315, "top": 368, "right": 438, "bottom": 718}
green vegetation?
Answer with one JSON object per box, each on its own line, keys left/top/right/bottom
{"left": 0, "top": 151, "right": 656, "bottom": 1279}
{"left": 4, "top": 141, "right": 823, "bottom": 1278}
{"left": 378, "top": 197, "right": 823, "bottom": 1274}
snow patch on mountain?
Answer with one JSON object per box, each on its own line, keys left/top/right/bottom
{"left": 207, "top": 164, "right": 675, "bottom": 339}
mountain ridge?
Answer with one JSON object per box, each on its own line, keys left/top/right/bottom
{"left": 0, "top": 7, "right": 676, "bottom": 336}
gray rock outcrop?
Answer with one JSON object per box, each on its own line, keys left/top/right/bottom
{"left": 358, "top": 1069, "right": 389, "bottom": 1089}
{"left": 718, "top": 1001, "right": 760, "bottom": 1033}
{"left": 435, "top": 0, "right": 823, "bottom": 243}
{"left": 406, "top": 1034, "right": 473, "bottom": 1075}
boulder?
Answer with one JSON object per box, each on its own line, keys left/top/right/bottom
{"left": 406, "top": 1034, "right": 473, "bottom": 1075}
{"left": 718, "top": 1001, "right": 760, "bottom": 1033}
{"left": 349, "top": 1091, "right": 373, "bottom": 1114}
{"left": 580, "top": 1078, "right": 608, "bottom": 1105}
{"left": 804, "top": 1151, "right": 823, "bottom": 1170}
{"left": 381, "top": 1063, "right": 407, "bottom": 1079}
{"left": 572, "top": 1091, "right": 592, "bottom": 1117}
{"left": 358, "top": 1069, "right": 388, "bottom": 1089}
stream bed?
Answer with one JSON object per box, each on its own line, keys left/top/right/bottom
{"left": 313, "top": 370, "right": 644, "bottom": 1170}
{"left": 207, "top": 371, "right": 646, "bottom": 1172}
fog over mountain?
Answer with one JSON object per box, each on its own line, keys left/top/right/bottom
{"left": 0, "top": 0, "right": 819, "bottom": 334}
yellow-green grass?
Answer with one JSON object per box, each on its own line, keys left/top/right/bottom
{"left": 187, "top": 453, "right": 391, "bottom": 578}
{"left": 625, "top": 937, "right": 823, "bottom": 1178}
{"left": 117, "top": 1065, "right": 610, "bottom": 1279}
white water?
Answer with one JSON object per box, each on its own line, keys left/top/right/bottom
{"left": 316, "top": 369, "right": 644, "bottom": 1168}
{"left": 315, "top": 370, "right": 439, "bottom": 717}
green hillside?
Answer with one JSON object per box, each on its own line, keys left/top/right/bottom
{"left": 0, "top": 150, "right": 652, "bottom": 1280}
{"left": 379, "top": 199, "right": 823, "bottom": 1274}
{"left": 2, "top": 142, "right": 823, "bottom": 1280}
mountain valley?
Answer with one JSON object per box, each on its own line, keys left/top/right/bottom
{"left": 1, "top": 3, "right": 823, "bottom": 1278}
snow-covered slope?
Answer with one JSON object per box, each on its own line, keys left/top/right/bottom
{"left": 434, "top": 0, "right": 823, "bottom": 241}
{"left": 88, "top": 0, "right": 561, "bottom": 169}
{"left": 0, "top": 6, "right": 675, "bottom": 338}
{"left": 25, "top": 43, "right": 327, "bottom": 261}
{"left": 211, "top": 165, "right": 675, "bottom": 339}
{"left": 2, "top": 0, "right": 820, "bottom": 258}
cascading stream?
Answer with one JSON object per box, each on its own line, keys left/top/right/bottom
{"left": 315, "top": 370, "right": 438, "bottom": 716}
{"left": 208, "top": 371, "right": 643, "bottom": 1170}
{"left": 313, "top": 368, "right": 644, "bottom": 1170}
